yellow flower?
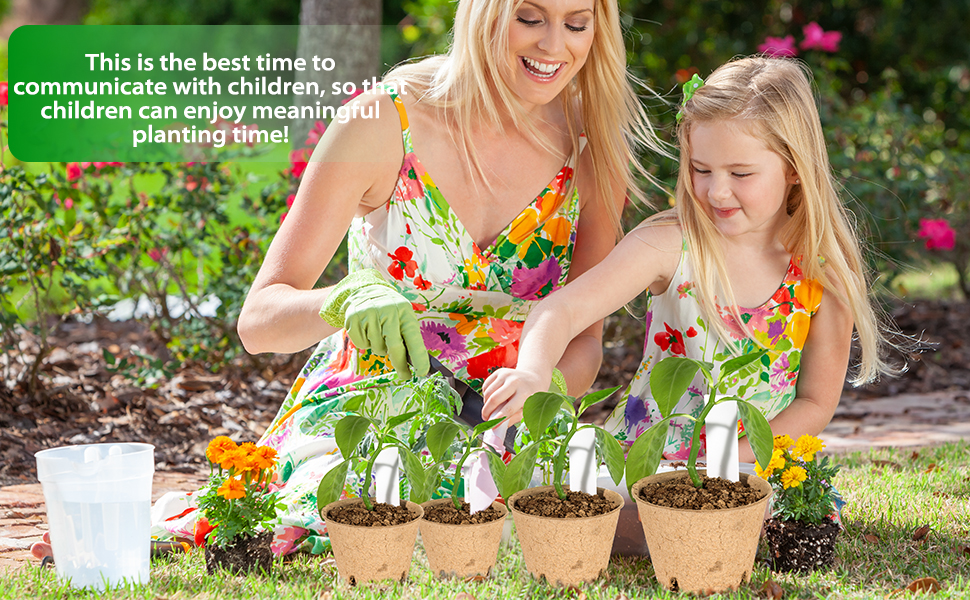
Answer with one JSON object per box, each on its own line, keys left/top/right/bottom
{"left": 792, "top": 435, "right": 825, "bottom": 462}
{"left": 773, "top": 434, "right": 794, "bottom": 450}
{"left": 205, "top": 436, "right": 237, "bottom": 466}
{"left": 780, "top": 466, "right": 808, "bottom": 489}
{"left": 217, "top": 477, "right": 246, "bottom": 500}
{"left": 755, "top": 448, "right": 787, "bottom": 479}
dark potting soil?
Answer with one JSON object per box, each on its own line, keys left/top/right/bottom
{"left": 638, "top": 476, "right": 767, "bottom": 510}
{"left": 327, "top": 501, "right": 416, "bottom": 527}
{"left": 764, "top": 517, "right": 840, "bottom": 572}
{"left": 423, "top": 501, "right": 505, "bottom": 525}
{"left": 513, "top": 489, "right": 618, "bottom": 518}
{"left": 204, "top": 531, "right": 273, "bottom": 575}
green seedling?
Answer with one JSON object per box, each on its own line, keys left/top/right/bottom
{"left": 625, "top": 348, "right": 775, "bottom": 494}
{"left": 486, "top": 386, "right": 625, "bottom": 502}
{"left": 399, "top": 415, "right": 507, "bottom": 510}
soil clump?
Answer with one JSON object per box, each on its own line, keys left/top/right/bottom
{"left": 512, "top": 489, "right": 617, "bottom": 518}
{"left": 327, "top": 501, "right": 416, "bottom": 527}
{"left": 422, "top": 501, "right": 504, "bottom": 525}
{"left": 637, "top": 475, "right": 767, "bottom": 510}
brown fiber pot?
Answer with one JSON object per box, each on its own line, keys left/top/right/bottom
{"left": 632, "top": 470, "right": 773, "bottom": 594}
{"left": 508, "top": 486, "right": 623, "bottom": 586}
{"left": 419, "top": 499, "right": 508, "bottom": 578}
{"left": 321, "top": 498, "right": 423, "bottom": 585}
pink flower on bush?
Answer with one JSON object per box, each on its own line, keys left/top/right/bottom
{"left": 289, "top": 148, "right": 310, "bottom": 178}
{"left": 917, "top": 218, "right": 955, "bottom": 251}
{"left": 801, "top": 22, "right": 842, "bottom": 52}
{"left": 66, "top": 162, "right": 82, "bottom": 181}
{"left": 147, "top": 247, "right": 169, "bottom": 263}
{"left": 758, "top": 35, "right": 797, "bottom": 57}
{"left": 305, "top": 120, "right": 327, "bottom": 146}
{"left": 54, "top": 192, "right": 73, "bottom": 210}
{"left": 286, "top": 194, "right": 296, "bottom": 208}
{"left": 0, "top": 82, "right": 7, "bottom": 106}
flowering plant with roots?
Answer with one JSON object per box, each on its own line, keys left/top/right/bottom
{"left": 196, "top": 436, "right": 284, "bottom": 549}
{"left": 756, "top": 434, "right": 842, "bottom": 525}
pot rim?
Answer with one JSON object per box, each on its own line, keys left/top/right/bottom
{"left": 321, "top": 497, "right": 424, "bottom": 528}
{"left": 418, "top": 498, "right": 508, "bottom": 526}
{"left": 630, "top": 470, "right": 773, "bottom": 515}
{"left": 507, "top": 486, "right": 624, "bottom": 521}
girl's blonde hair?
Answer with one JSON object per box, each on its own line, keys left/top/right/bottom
{"left": 675, "top": 56, "right": 888, "bottom": 384}
{"left": 385, "top": 0, "right": 663, "bottom": 234}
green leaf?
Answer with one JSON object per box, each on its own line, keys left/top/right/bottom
{"left": 386, "top": 410, "right": 420, "bottom": 431}
{"left": 399, "top": 447, "right": 434, "bottom": 504}
{"left": 577, "top": 386, "right": 621, "bottom": 418}
{"left": 737, "top": 400, "right": 773, "bottom": 471}
{"left": 334, "top": 415, "right": 371, "bottom": 460}
{"left": 649, "top": 357, "right": 701, "bottom": 418}
{"left": 342, "top": 392, "right": 367, "bottom": 413}
{"left": 101, "top": 347, "right": 116, "bottom": 366}
{"left": 624, "top": 418, "right": 671, "bottom": 499}
{"left": 718, "top": 349, "right": 768, "bottom": 383}
{"left": 484, "top": 449, "right": 508, "bottom": 498}
{"left": 522, "top": 392, "right": 567, "bottom": 438}
{"left": 503, "top": 443, "right": 539, "bottom": 501}
{"left": 471, "top": 417, "right": 506, "bottom": 440}
{"left": 316, "top": 459, "right": 349, "bottom": 517}
{"left": 594, "top": 427, "right": 625, "bottom": 486}
{"left": 426, "top": 421, "right": 461, "bottom": 463}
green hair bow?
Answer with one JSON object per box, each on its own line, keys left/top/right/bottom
{"left": 676, "top": 73, "right": 705, "bottom": 123}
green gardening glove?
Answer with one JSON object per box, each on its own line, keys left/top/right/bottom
{"left": 320, "top": 269, "right": 430, "bottom": 380}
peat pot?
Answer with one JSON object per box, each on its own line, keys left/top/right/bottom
{"left": 321, "top": 498, "right": 423, "bottom": 585}
{"left": 419, "top": 499, "right": 508, "bottom": 578}
{"left": 204, "top": 531, "right": 273, "bottom": 575}
{"left": 508, "top": 486, "right": 623, "bottom": 586}
{"left": 764, "top": 517, "right": 840, "bottom": 572}
{"left": 632, "top": 471, "right": 773, "bottom": 594}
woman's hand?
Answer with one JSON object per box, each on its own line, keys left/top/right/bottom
{"left": 481, "top": 367, "right": 550, "bottom": 424}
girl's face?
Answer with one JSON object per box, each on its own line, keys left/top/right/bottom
{"left": 688, "top": 119, "right": 798, "bottom": 242}
{"left": 503, "top": 0, "right": 596, "bottom": 112}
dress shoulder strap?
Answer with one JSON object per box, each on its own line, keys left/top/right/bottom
{"left": 386, "top": 90, "right": 414, "bottom": 154}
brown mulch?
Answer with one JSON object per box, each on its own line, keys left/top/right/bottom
{"left": 1, "top": 299, "right": 968, "bottom": 487}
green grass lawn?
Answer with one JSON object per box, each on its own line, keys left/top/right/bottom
{"left": 3, "top": 442, "right": 968, "bottom": 599}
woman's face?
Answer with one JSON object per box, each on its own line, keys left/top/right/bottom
{"left": 504, "top": 0, "right": 596, "bottom": 112}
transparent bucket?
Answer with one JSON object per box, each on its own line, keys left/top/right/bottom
{"left": 35, "top": 443, "right": 155, "bottom": 589}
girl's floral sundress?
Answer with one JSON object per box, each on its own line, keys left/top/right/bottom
{"left": 157, "top": 92, "right": 585, "bottom": 555}
{"left": 604, "top": 241, "right": 823, "bottom": 459}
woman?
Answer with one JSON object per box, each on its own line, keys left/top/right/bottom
{"left": 161, "top": 0, "right": 661, "bottom": 555}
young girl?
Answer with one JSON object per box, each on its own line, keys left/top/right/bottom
{"left": 482, "top": 56, "right": 891, "bottom": 463}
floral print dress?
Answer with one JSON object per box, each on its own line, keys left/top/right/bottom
{"left": 604, "top": 241, "right": 823, "bottom": 459}
{"left": 157, "top": 92, "right": 585, "bottom": 555}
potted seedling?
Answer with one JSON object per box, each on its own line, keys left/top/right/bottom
{"left": 759, "top": 434, "right": 842, "bottom": 572}
{"left": 488, "top": 386, "right": 626, "bottom": 586}
{"left": 403, "top": 415, "right": 509, "bottom": 578}
{"left": 197, "top": 437, "right": 283, "bottom": 574}
{"left": 626, "top": 349, "right": 775, "bottom": 594}
{"left": 316, "top": 409, "right": 424, "bottom": 585}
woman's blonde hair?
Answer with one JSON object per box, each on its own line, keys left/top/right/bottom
{"left": 675, "top": 55, "right": 888, "bottom": 384}
{"left": 385, "top": 0, "right": 663, "bottom": 234}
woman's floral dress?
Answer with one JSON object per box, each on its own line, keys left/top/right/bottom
{"left": 604, "top": 242, "right": 823, "bottom": 459}
{"left": 157, "top": 92, "right": 585, "bottom": 555}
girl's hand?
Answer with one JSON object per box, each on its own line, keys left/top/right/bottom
{"left": 481, "top": 368, "right": 549, "bottom": 424}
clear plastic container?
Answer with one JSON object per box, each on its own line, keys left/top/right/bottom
{"left": 35, "top": 443, "right": 155, "bottom": 589}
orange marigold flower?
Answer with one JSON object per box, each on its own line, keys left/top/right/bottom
{"left": 217, "top": 477, "right": 246, "bottom": 500}
{"left": 251, "top": 446, "right": 278, "bottom": 471}
{"left": 218, "top": 447, "right": 246, "bottom": 471}
{"left": 206, "top": 436, "right": 237, "bottom": 465}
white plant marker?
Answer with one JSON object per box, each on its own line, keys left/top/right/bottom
{"left": 373, "top": 446, "right": 401, "bottom": 505}
{"left": 465, "top": 452, "right": 499, "bottom": 515}
{"left": 706, "top": 399, "right": 739, "bottom": 482}
{"left": 568, "top": 428, "right": 598, "bottom": 494}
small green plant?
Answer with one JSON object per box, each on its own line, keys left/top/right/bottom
{"left": 486, "top": 386, "right": 626, "bottom": 502}
{"left": 625, "top": 349, "right": 775, "bottom": 494}
{"left": 400, "top": 414, "right": 507, "bottom": 509}
{"left": 314, "top": 408, "right": 422, "bottom": 513}
{"left": 102, "top": 346, "right": 176, "bottom": 389}
{"left": 757, "top": 434, "right": 842, "bottom": 525}
{"left": 196, "top": 436, "right": 283, "bottom": 549}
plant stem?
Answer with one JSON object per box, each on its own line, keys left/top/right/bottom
{"left": 361, "top": 439, "right": 383, "bottom": 511}
{"left": 451, "top": 445, "right": 472, "bottom": 511}
{"left": 687, "top": 392, "right": 717, "bottom": 489}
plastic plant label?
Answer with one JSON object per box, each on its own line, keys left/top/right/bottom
{"left": 373, "top": 447, "right": 401, "bottom": 506}
{"left": 465, "top": 452, "right": 499, "bottom": 515}
{"left": 706, "top": 399, "right": 739, "bottom": 482}
{"left": 568, "top": 428, "right": 598, "bottom": 494}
